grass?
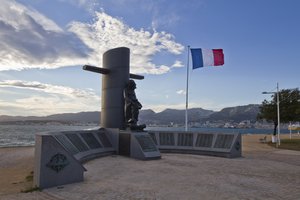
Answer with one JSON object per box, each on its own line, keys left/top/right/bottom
{"left": 25, "top": 171, "right": 34, "bottom": 182}
{"left": 21, "top": 186, "right": 41, "bottom": 193}
{"left": 21, "top": 186, "right": 42, "bottom": 193}
{"left": 21, "top": 171, "right": 42, "bottom": 193}
{"left": 268, "top": 139, "right": 300, "bottom": 151}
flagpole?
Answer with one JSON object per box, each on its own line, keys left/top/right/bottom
{"left": 185, "top": 45, "right": 190, "bottom": 132}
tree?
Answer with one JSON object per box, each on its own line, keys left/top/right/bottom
{"left": 258, "top": 88, "right": 300, "bottom": 135}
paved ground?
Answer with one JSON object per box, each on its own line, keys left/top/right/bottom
{"left": 1, "top": 134, "right": 300, "bottom": 200}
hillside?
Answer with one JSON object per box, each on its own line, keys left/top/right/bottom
{"left": 139, "top": 108, "right": 214, "bottom": 125}
{"left": 0, "top": 104, "right": 260, "bottom": 125}
{"left": 0, "top": 112, "right": 100, "bottom": 124}
{"left": 47, "top": 112, "right": 100, "bottom": 123}
{"left": 206, "top": 104, "right": 260, "bottom": 122}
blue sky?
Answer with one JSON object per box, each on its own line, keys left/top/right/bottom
{"left": 0, "top": 0, "right": 299, "bottom": 116}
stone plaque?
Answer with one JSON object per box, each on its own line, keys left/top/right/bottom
{"left": 148, "top": 132, "right": 157, "bottom": 145}
{"left": 96, "top": 132, "right": 112, "bottom": 148}
{"left": 159, "top": 132, "right": 175, "bottom": 146}
{"left": 54, "top": 135, "right": 79, "bottom": 155}
{"left": 80, "top": 132, "right": 102, "bottom": 149}
{"left": 214, "top": 134, "right": 234, "bottom": 149}
{"left": 195, "top": 134, "right": 213, "bottom": 148}
{"left": 65, "top": 133, "right": 89, "bottom": 152}
{"left": 177, "top": 133, "right": 193, "bottom": 146}
{"left": 135, "top": 135, "right": 157, "bottom": 152}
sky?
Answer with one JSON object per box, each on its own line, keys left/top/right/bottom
{"left": 0, "top": 0, "right": 299, "bottom": 116}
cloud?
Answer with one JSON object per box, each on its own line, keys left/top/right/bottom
{"left": 0, "top": 0, "right": 184, "bottom": 74}
{"left": 69, "top": 12, "right": 184, "bottom": 74}
{"left": 152, "top": 12, "right": 180, "bottom": 30}
{"left": 58, "top": 0, "right": 101, "bottom": 13}
{"left": 176, "top": 90, "right": 186, "bottom": 95}
{"left": 0, "top": 80, "right": 99, "bottom": 99}
{"left": 149, "top": 0, "right": 204, "bottom": 30}
{"left": 0, "top": 0, "right": 90, "bottom": 71}
{"left": 0, "top": 96, "right": 99, "bottom": 116}
{"left": 171, "top": 60, "right": 184, "bottom": 68}
{"left": 0, "top": 80, "right": 100, "bottom": 115}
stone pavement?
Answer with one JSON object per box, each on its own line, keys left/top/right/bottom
{"left": 1, "top": 134, "right": 300, "bottom": 200}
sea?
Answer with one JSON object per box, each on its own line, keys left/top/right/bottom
{"left": 0, "top": 124, "right": 292, "bottom": 147}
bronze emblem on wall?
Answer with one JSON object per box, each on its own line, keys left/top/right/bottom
{"left": 46, "top": 153, "right": 69, "bottom": 173}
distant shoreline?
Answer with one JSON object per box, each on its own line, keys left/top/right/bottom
{"left": 0, "top": 121, "right": 297, "bottom": 149}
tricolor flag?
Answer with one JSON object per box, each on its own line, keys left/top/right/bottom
{"left": 190, "top": 48, "right": 224, "bottom": 69}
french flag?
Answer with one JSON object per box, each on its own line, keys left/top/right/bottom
{"left": 190, "top": 48, "right": 224, "bottom": 69}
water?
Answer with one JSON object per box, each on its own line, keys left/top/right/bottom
{"left": 0, "top": 124, "right": 98, "bottom": 147}
{"left": 0, "top": 124, "right": 291, "bottom": 147}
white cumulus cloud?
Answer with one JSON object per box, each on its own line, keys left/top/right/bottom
{"left": 0, "top": 80, "right": 100, "bottom": 115}
{"left": 0, "top": 0, "right": 90, "bottom": 71}
{"left": 171, "top": 60, "right": 184, "bottom": 68}
{"left": 69, "top": 12, "right": 184, "bottom": 74}
{"left": 0, "top": 80, "right": 99, "bottom": 99}
{"left": 0, "top": 0, "right": 184, "bottom": 74}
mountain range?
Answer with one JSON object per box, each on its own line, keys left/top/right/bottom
{"left": 0, "top": 104, "right": 260, "bottom": 125}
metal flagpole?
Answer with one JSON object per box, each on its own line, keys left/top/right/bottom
{"left": 185, "top": 45, "right": 190, "bottom": 132}
{"left": 277, "top": 82, "right": 281, "bottom": 146}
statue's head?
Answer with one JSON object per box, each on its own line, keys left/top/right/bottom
{"left": 127, "top": 79, "right": 136, "bottom": 90}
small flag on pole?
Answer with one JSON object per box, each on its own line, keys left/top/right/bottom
{"left": 190, "top": 48, "right": 224, "bottom": 69}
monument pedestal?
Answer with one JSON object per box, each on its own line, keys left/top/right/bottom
{"left": 118, "top": 131, "right": 161, "bottom": 160}
{"left": 34, "top": 134, "right": 86, "bottom": 189}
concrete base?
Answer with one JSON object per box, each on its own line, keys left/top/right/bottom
{"left": 118, "top": 131, "right": 161, "bottom": 160}
{"left": 34, "top": 134, "right": 86, "bottom": 189}
{"left": 34, "top": 128, "right": 118, "bottom": 189}
{"left": 148, "top": 131, "right": 242, "bottom": 158}
{"left": 34, "top": 128, "right": 241, "bottom": 190}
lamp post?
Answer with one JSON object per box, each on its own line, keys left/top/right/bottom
{"left": 262, "top": 82, "right": 280, "bottom": 147}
